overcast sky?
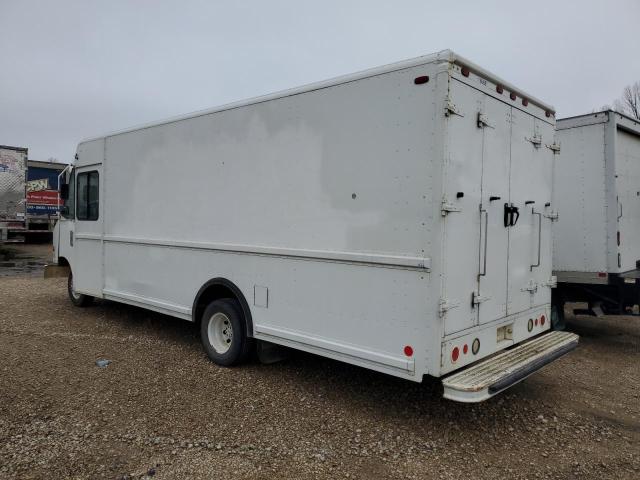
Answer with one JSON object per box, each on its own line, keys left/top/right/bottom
{"left": 1, "top": 0, "right": 638, "bottom": 162}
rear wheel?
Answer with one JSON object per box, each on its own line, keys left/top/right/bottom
{"left": 200, "top": 298, "right": 252, "bottom": 366}
{"left": 67, "top": 272, "right": 93, "bottom": 307}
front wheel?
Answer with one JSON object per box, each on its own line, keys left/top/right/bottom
{"left": 67, "top": 272, "right": 93, "bottom": 307}
{"left": 200, "top": 298, "right": 252, "bottom": 366}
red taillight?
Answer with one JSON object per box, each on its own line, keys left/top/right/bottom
{"left": 598, "top": 272, "right": 607, "bottom": 278}
{"left": 540, "top": 315, "right": 546, "bottom": 326}
{"left": 452, "top": 347, "right": 460, "bottom": 362}
{"left": 414, "top": 76, "right": 429, "bottom": 85}
{"left": 522, "top": 98, "right": 529, "bottom": 106}
{"left": 461, "top": 67, "right": 470, "bottom": 77}
{"left": 404, "top": 345, "right": 414, "bottom": 357}
{"left": 496, "top": 85, "right": 504, "bottom": 94}
{"left": 510, "top": 92, "right": 517, "bottom": 101}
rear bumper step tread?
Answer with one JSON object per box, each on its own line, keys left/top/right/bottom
{"left": 442, "top": 331, "right": 579, "bottom": 403}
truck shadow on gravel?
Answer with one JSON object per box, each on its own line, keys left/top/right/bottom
{"left": 90, "top": 298, "right": 564, "bottom": 428}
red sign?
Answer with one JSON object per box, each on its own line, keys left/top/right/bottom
{"left": 26, "top": 189, "right": 59, "bottom": 206}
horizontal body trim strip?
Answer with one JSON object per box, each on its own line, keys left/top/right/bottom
{"left": 102, "top": 289, "right": 192, "bottom": 320}
{"left": 101, "top": 235, "right": 430, "bottom": 270}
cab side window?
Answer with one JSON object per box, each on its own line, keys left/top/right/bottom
{"left": 76, "top": 171, "right": 99, "bottom": 221}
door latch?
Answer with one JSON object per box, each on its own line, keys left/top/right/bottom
{"left": 70, "top": 230, "right": 74, "bottom": 247}
{"left": 472, "top": 291, "right": 490, "bottom": 306}
{"left": 503, "top": 203, "right": 520, "bottom": 227}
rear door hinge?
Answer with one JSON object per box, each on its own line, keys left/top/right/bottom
{"left": 472, "top": 291, "right": 490, "bottom": 305}
{"left": 546, "top": 142, "right": 561, "bottom": 154}
{"left": 477, "top": 112, "right": 494, "bottom": 129}
{"left": 526, "top": 134, "right": 543, "bottom": 148}
{"left": 544, "top": 211, "right": 559, "bottom": 221}
{"left": 445, "top": 100, "right": 463, "bottom": 117}
{"left": 439, "top": 298, "right": 460, "bottom": 316}
{"left": 441, "top": 201, "right": 462, "bottom": 216}
{"left": 521, "top": 279, "right": 538, "bottom": 293}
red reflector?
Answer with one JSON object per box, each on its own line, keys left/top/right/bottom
{"left": 522, "top": 98, "right": 529, "bottom": 106}
{"left": 496, "top": 85, "right": 504, "bottom": 94}
{"left": 403, "top": 345, "right": 414, "bottom": 357}
{"left": 540, "top": 315, "right": 546, "bottom": 326}
{"left": 451, "top": 346, "right": 460, "bottom": 362}
{"left": 461, "top": 67, "right": 470, "bottom": 77}
{"left": 463, "top": 344, "right": 468, "bottom": 354}
{"left": 510, "top": 92, "right": 517, "bottom": 101}
{"left": 535, "top": 318, "right": 539, "bottom": 326}
{"left": 414, "top": 76, "right": 429, "bottom": 85}
{"left": 598, "top": 272, "right": 607, "bottom": 278}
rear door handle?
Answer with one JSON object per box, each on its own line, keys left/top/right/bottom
{"left": 70, "top": 230, "right": 74, "bottom": 247}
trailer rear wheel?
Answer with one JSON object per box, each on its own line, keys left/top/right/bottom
{"left": 67, "top": 272, "right": 93, "bottom": 307}
{"left": 200, "top": 299, "right": 252, "bottom": 366}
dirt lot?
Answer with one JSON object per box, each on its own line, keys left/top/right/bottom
{"left": 0, "top": 245, "right": 638, "bottom": 479}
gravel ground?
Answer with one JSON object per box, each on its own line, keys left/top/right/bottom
{"left": 0, "top": 248, "right": 638, "bottom": 479}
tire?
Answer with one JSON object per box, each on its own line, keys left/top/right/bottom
{"left": 200, "top": 298, "right": 252, "bottom": 366}
{"left": 67, "top": 272, "right": 93, "bottom": 307}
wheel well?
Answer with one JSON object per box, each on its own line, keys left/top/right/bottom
{"left": 58, "top": 256, "right": 70, "bottom": 267}
{"left": 192, "top": 278, "right": 254, "bottom": 337}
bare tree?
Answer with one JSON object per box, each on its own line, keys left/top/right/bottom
{"left": 614, "top": 82, "right": 640, "bottom": 120}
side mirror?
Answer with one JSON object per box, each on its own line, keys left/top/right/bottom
{"left": 60, "top": 183, "right": 69, "bottom": 200}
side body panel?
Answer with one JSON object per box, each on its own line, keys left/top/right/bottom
{"left": 553, "top": 121, "right": 608, "bottom": 273}
{"left": 95, "top": 63, "right": 443, "bottom": 380}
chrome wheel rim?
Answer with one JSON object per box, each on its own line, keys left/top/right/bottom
{"left": 208, "top": 312, "right": 233, "bottom": 354}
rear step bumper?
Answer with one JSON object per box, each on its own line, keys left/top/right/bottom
{"left": 442, "top": 331, "right": 579, "bottom": 403}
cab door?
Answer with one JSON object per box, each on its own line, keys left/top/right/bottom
{"left": 72, "top": 163, "right": 103, "bottom": 297}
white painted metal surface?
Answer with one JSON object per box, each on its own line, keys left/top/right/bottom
{"left": 554, "top": 111, "right": 640, "bottom": 278}
{"left": 53, "top": 50, "right": 565, "bottom": 400}
{"left": 443, "top": 331, "right": 578, "bottom": 402}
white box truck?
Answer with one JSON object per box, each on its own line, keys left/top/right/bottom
{"left": 553, "top": 110, "right": 640, "bottom": 320}
{"left": 49, "top": 50, "right": 577, "bottom": 402}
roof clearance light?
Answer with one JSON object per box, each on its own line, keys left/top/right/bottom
{"left": 414, "top": 76, "right": 429, "bottom": 85}
{"left": 496, "top": 85, "right": 504, "bottom": 94}
{"left": 510, "top": 92, "right": 517, "bottom": 101}
{"left": 545, "top": 110, "right": 552, "bottom": 118}
{"left": 451, "top": 346, "right": 460, "bottom": 362}
{"left": 522, "top": 98, "right": 529, "bottom": 106}
{"left": 461, "top": 67, "right": 470, "bottom": 77}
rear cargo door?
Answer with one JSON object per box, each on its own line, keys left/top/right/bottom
{"left": 507, "top": 111, "right": 554, "bottom": 313}
{"left": 477, "top": 96, "right": 511, "bottom": 324}
{"left": 615, "top": 128, "right": 640, "bottom": 272}
{"left": 441, "top": 79, "right": 483, "bottom": 335}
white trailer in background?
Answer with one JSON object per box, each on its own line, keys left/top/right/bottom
{"left": 0, "top": 145, "right": 28, "bottom": 242}
{"left": 49, "top": 50, "right": 577, "bottom": 402}
{"left": 553, "top": 111, "right": 640, "bottom": 319}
